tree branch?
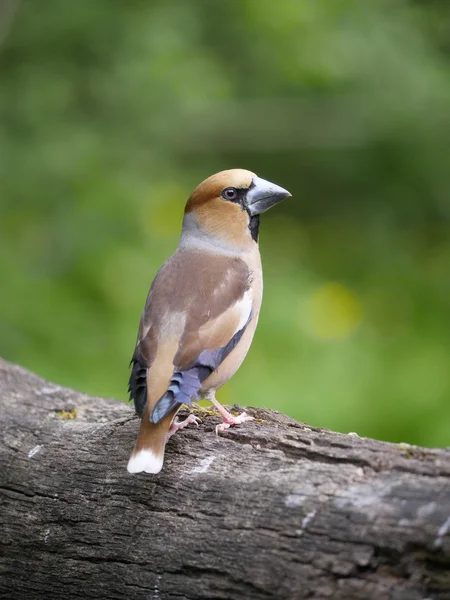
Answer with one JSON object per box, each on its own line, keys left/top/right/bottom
{"left": 1, "top": 358, "right": 449, "bottom": 599}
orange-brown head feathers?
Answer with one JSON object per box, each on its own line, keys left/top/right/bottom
{"left": 185, "top": 169, "right": 255, "bottom": 214}
{"left": 182, "top": 169, "right": 291, "bottom": 250}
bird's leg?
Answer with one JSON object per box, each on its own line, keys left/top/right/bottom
{"left": 166, "top": 413, "right": 200, "bottom": 441}
{"left": 206, "top": 394, "right": 254, "bottom": 435}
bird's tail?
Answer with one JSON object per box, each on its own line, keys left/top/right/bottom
{"left": 127, "top": 339, "right": 181, "bottom": 474}
{"left": 127, "top": 406, "right": 178, "bottom": 474}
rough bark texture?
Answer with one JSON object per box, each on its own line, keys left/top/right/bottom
{"left": 0, "top": 358, "right": 449, "bottom": 600}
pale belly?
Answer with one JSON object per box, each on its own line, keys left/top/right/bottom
{"left": 200, "top": 312, "right": 260, "bottom": 394}
{"left": 200, "top": 251, "right": 263, "bottom": 395}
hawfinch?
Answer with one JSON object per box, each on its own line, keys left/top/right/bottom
{"left": 127, "top": 169, "right": 291, "bottom": 474}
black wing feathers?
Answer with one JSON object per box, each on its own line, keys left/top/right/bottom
{"left": 128, "top": 351, "right": 148, "bottom": 417}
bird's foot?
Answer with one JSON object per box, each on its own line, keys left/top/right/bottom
{"left": 206, "top": 395, "right": 255, "bottom": 435}
{"left": 166, "top": 414, "right": 201, "bottom": 441}
{"left": 215, "top": 410, "right": 254, "bottom": 435}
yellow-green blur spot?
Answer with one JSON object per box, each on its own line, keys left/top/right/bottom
{"left": 304, "top": 283, "right": 363, "bottom": 340}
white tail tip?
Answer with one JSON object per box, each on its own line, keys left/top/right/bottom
{"left": 127, "top": 449, "right": 164, "bottom": 474}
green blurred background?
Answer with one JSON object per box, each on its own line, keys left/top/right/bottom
{"left": 1, "top": 0, "right": 449, "bottom": 447}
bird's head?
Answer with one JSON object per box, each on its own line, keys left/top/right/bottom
{"left": 182, "top": 169, "right": 291, "bottom": 250}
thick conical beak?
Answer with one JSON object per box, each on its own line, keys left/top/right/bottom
{"left": 245, "top": 175, "right": 291, "bottom": 216}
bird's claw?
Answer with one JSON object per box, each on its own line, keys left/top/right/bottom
{"left": 215, "top": 411, "right": 254, "bottom": 435}
{"left": 180, "top": 414, "right": 201, "bottom": 427}
{"left": 167, "top": 414, "right": 201, "bottom": 440}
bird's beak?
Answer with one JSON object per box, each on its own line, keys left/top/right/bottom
{"left": 245, "top": 176, "right": 291, "bottom": 217}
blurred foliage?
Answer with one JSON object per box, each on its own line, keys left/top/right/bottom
{"left": 1, "top": 0, "right": 449, "bottom": 447}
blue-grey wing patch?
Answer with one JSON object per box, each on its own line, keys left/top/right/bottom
{"left": 150, "top": 315, "right": 251, "bottom": 424}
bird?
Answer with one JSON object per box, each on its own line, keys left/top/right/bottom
{"left": 127, "top": 169, "right": 291, "bottom": 474}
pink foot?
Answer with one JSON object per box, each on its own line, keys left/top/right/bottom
{"left": 207, "top": 396, "right": 255, "bottom": 435}
{"left": 166, "top": 414, "right": 201, "bottom": 441}
{"left": 215, "top": 411, "right": 254, "bottom": 435}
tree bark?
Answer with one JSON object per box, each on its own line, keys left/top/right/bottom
{"left": 0, "top": 358, "right": 449, "bottom": 600}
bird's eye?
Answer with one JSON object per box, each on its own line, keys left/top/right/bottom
{"left": 222, "top": 187, "right": 238, "bottom": 201}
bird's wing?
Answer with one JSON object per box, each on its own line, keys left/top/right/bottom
{"left": 128, "top": 249, "right": 252, "bottom": 421}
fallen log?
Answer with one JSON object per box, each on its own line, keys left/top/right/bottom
{"left": 0, "top": 358, "right": 449, "bottom": 600}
